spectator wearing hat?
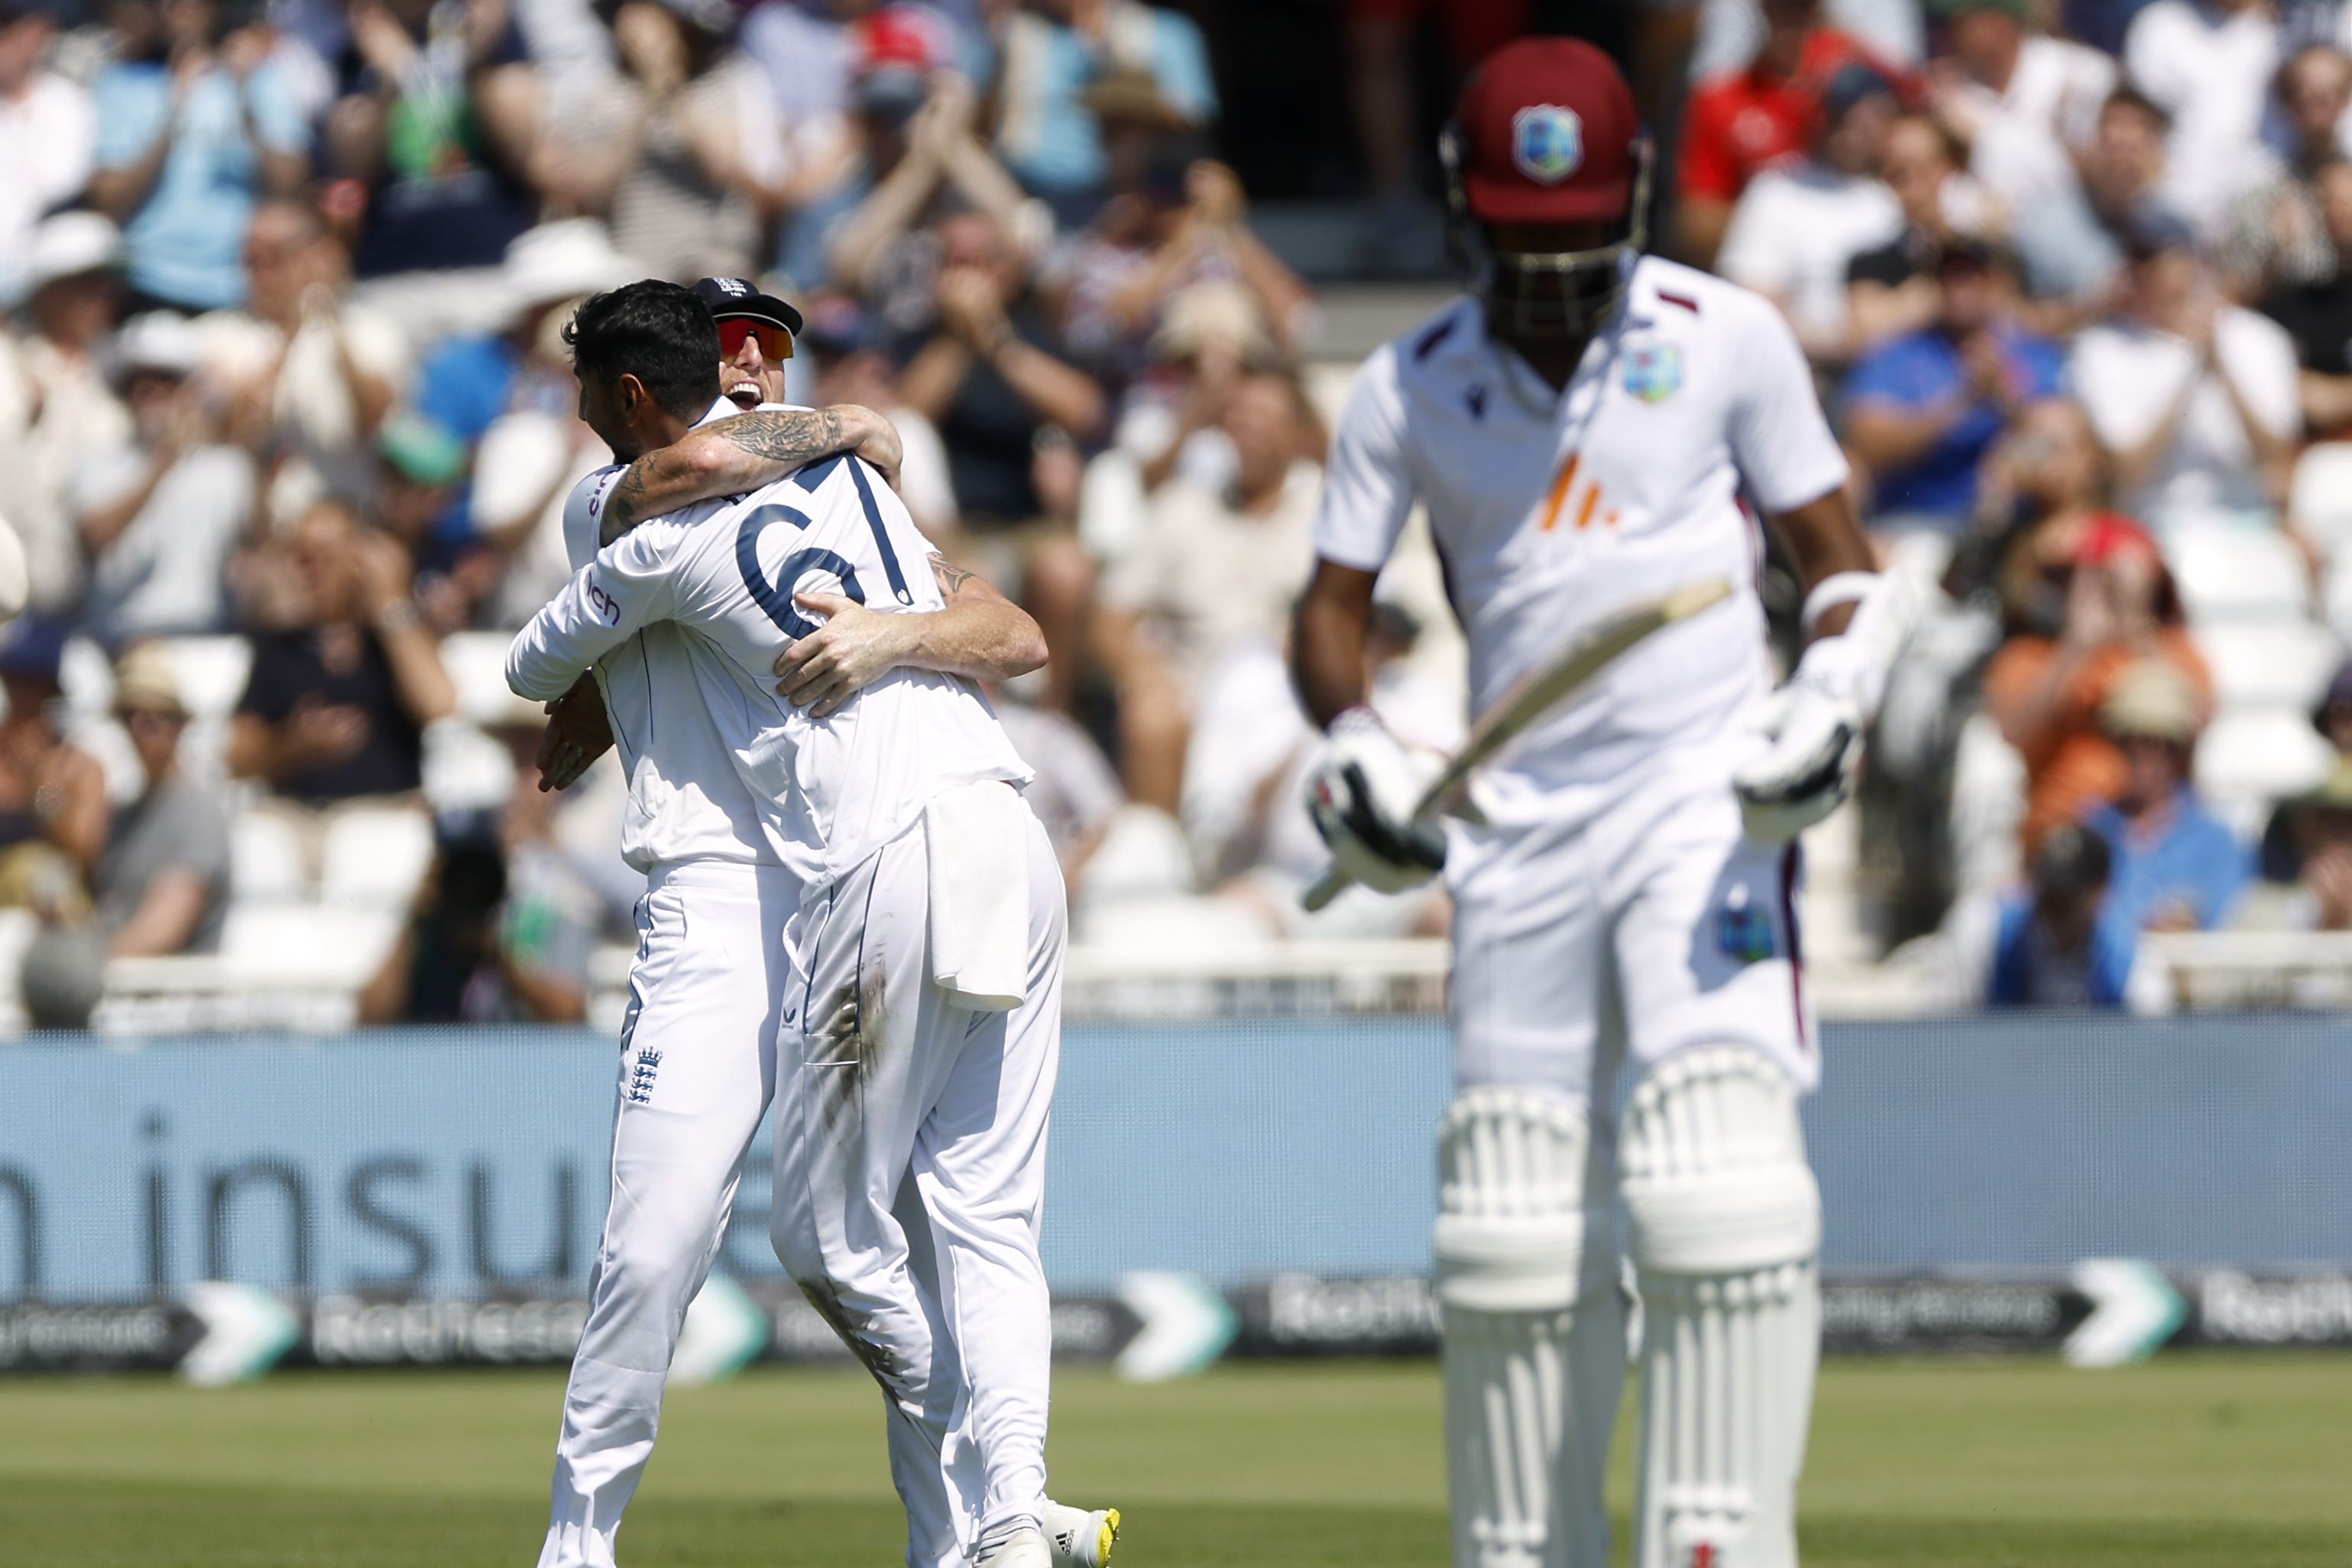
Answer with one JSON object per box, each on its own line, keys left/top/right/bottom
{"left": 93, "top": 643, "right": 229, "bottom": 957}
{"left": 0, "top": 0, "right": 96, "bottom": 305}
{"left": 1844, "top": 238, "right": 2064, "bottom": 536}
{"left": 2082, "top": 657, "right": 2248, "bottom": 932}
{"left": 192, "top": 199, "right": 411, "bottom": 515}
{"left": 1716, "top": 60, "right": 1908, "bottom": 363}
{"left": 990, "top": 0, "right": 1217, "bottom": 224}
{"left": 326, "top": 0, "right": 546, "bottom": 341}
{"left": 1924, "top": 0, "right": 2113, "bottom": 222}
{"left": 1981, "top": 821, "right": 2140, "bottom": 1005}
{"left": 228, "top": 498, "right": 454, "bottom": 868}
{"left": 87, "top": 0, "right": 311, "bottom": 314}
{"left": 2124, "top": 0, "right": 2282, "bottom": 233}
{"left": 371, "top": 412, "right": 489, "bottom": 632}
{"left": 2067, "top": 209, "right": 2299, "bottom": 529}
{"left": 1676, "top": 0, "right": 1911, "bottom": 270}
{"left": 453, "top": 225, "right": 637, "bottom": 629}
{"left": 410, "top": 220, "right": 634, "bottom": 449}
{"left": 2259, "top": 160, "right": 2352, "bottom": 439}
{"left": 72, "top": 312, "right": 258, "bottom": 648}
{"left": 4, "top": 214, "right": 133, "bottom": 619}
{"left": 0, "top": 618, "right": 109, "bottom": 914}
{"left": 1982, "top": 510, "right": 2213, "bottom": 853}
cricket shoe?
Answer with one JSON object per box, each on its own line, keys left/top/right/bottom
{"left": 1043, "top": 1502, "right": 1121, "bottom": 1568}
{"left": 974, "top": 1526, "right": 1051, "bottom": 1568}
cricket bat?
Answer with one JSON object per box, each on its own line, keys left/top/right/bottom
{"left": 1301, "top": 576, "right": 1732, "bottom": 912}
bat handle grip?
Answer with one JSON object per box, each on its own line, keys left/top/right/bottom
{"left": 1301, "top": 866, "right": 1350, "bottom": 913}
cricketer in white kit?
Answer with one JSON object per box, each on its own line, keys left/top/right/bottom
{"left": 510, "top": 280, "right": 1106, "bottom": 1568}
{"left": 508, "top": 280, "right": 1077, "bottom": 1568}
{"left": 1291, "top": 40, "right": 1907, "bottom": 1568}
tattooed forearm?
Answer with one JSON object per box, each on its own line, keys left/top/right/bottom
{"left": 719, "top": 409, "right": 847, "bottom": 465}
{"left": 929, "top": 553, "right": 978, "bottom": 599}
{"left": 600, "top": 410, "right": 868, "bottom": 548}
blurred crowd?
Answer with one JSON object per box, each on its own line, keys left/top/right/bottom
{"left": 8, "top": 0, "right": 2352, "bottom": 1024}
{"left": 1680, "top": 0, "right": 2352, "bottom": 1007}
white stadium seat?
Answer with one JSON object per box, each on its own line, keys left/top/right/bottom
{"left": 2195, "top": 707, "right": 2335, "bottom": 810}
{"left": 2289, "top": 442, "right": 2352, "bottom": 554}
{"left": 220, "top": 900, "right": 403, "bottom": 987}
{"left": 442, "top": 631, "right": 536, "bottom": 728}
{"left": 2166, "top": 526, "right": 2310, "bottom": 623}
{"left": 229, "top": 810, "right": 308, "bottom": 900}
{"left": 2196, "top": 621, "right": 2343, "bottom": 712}
{"left": 319, "top": 807, "right": 436, "bottom": 905}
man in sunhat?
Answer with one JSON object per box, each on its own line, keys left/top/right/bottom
{"left": 95, "top": 643, "right": 228, "bottom": 957}
{"left": 2084, "top": 658, "right": 2247, "bottom": 933}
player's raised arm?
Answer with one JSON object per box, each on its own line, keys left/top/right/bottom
{"left": 597, "top": 406, "right": 905, "bottom": 547}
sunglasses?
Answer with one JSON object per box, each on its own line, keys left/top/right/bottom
{"left": 717, "top": 318, "right": 794, "bottom": 361}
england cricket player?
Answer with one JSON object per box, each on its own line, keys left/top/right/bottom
{"left": 1291, "top": 40, "right": 1905, "bottom": 1568}
{"left": 509, "top": 280, "right": 1078, "bottom": 1568}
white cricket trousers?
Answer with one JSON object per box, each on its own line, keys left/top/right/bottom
{"left": 539, "top": 860, "right": 795, "bottom": 1568}
{"left": 773, "top": 807, "right": 1067, "bottom": 1565}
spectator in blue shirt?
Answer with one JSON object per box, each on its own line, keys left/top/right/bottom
{"left": 1842, "top": 238, "right": 2066, "bottom": 535}
{"left": 87, "top": 0, "right": 311, "bottom": 313}
{"left": 1990, "top": 822, "right": 2138, "bottom": 1006}
{"left": 2083, "top": 658, "right": 2249, "bottom": 933}
{"left": 990, "top": 0, "right": 1216, "bottom": 223}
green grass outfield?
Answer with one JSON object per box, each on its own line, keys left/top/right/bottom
{"left": 2, "top": 1353, "right": 2348, "bottom": 1566}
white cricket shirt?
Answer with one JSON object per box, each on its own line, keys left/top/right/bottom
{"left": 511, "top": 442, "right": 1032, "bottom": 892}
{"left": 546, "top": 400, "right": 780, "bottom": 873}
{"left": 1314, "top": 257, "right": 1848, "bottom": 826}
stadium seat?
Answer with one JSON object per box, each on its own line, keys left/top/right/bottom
{"left": 2289, "top": 442, "right": 2352, "bottom": 554}
{"left": 229, "top": 810, "right": 308, "bottom": 900}
{"left": 2195, "top": 707, "right": 2334, "bottom": 811}
{"left": 220, "top": 899, "right": 403, "bottom": 987}
{"left": 2166, "top": 526, "right": 2310, "bottom": 622}
{"left": 319, "top": 807, "right": 436, "bottom": 905}
{"left": 2197, "top": 621, "right": 2343, "bottom": 711}
{"left": 442, "top": 632, "right": 535, "bottom": 728}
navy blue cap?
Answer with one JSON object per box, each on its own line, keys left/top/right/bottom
{"left": 691, "top": 277, "right": 804, "bottom": 338}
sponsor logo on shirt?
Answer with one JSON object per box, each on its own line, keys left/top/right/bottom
{"left": 1511, "top": 105, "right": 1583, "bottom": 184}
{"left": 1621, "top": 340, "right": 1682, "bottom": 403}
{"left": 585, "top": 578, "right": 622, "bottom": 626}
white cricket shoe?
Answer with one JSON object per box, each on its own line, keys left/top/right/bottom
{"left": 1043, "top": 1502, "right": 1122, "bottom": 1568}
{"left": 975, "top": 1527, "right": 1051, "bottom": 1568}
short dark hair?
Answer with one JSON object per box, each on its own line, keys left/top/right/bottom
{"left": 2100, "top": 83, "right": 2171, "bottom": 134}
{"left": 563, "top": 280, "right": 721, "bottom": 422}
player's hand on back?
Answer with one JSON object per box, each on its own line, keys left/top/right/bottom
{"left": 1304, "top": 708, "right": 1447, "bottom": 893}
{"left": 776, "top": 593, "right": 918, "bottom": 718}
{"left": 537, "top": 673, "right": 614, "bottom": 792}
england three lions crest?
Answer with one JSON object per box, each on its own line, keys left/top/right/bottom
{"left": 1621, "top": 341, "right": 1682, "bottom": 403}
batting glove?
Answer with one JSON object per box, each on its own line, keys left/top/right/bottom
{"left": 1305, "top": 708, "right": 1447, "bottom": 893}
{"left": 1732, "top": 672, "right": 1861, "bottom": 842}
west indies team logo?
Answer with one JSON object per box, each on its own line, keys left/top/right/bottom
{"left": 1511, "top": 105, "right": 1583, "bottom": 184}
{"left": 1622, "top": 340, "right": 1683, "bottom": 403}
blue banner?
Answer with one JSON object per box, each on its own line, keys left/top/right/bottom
{"left": 4, "top": 1013, "right": 2351, "bottom": 1304}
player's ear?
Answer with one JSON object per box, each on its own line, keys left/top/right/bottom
{"left": 614, "top": 372, "right": 648, "bottom": 421}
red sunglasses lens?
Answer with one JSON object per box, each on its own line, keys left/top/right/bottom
{"left": 718, "top": 319, "right": 788, "bottom": 358}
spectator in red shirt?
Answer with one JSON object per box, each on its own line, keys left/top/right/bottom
{"left": 1677, "top": 0, "right": 1910, "bottom": 267}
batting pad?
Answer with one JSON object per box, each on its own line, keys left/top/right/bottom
{"left": 1435, "top": 1087, "right": 1625, "bottom": 1568}
{"left": 1621, "top": 1049, "right": 1822, "bottom": 1568}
